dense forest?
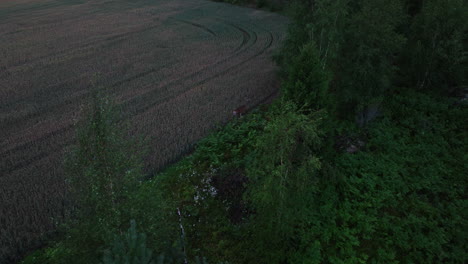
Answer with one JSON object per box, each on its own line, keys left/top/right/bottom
{"left": 21, "top": 0, "right": 466, "bottom": 263}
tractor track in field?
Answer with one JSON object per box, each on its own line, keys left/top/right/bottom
{"left": 1, "top": 20, "right": 272, "bottom": 176}
{"left": 175, "top": 19, "right": 217, "bottom": 37}
{"left": 0, "top": 24, "right": 162, "bottom": 72}
{"left": 121, "top": 20, "right": 266, "bottom": 114}
{"left": 1, "top": 19, "right": 254, "bottom": 126}
{"left": 0, "top": 1, "right": 288, "bottom": 260}
{"left": 130, "top": 35, "right": 273, "bottom": 117}
{"left": 0, "top": 18, "right": 261, "bottom": 151}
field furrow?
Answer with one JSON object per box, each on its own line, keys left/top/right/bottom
{"left": 0, "top": 0, "right": 288, "bottom": 262}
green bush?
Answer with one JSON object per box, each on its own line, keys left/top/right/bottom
{"left": 153, "top": 109, "right": 270, "bottom": 263}
{"left": 246, "top": 90, "right": 466, "bottom": 263}
{"left": 325, "top": 90, "right": 467, "bottom": 262}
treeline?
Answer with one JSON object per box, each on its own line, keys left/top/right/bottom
{"left": 280, "top": 0, "right": 466, "bottom": 120}
{"left": 22, "top": 0, "right": 467, "bottom": 263}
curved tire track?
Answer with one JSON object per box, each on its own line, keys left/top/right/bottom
{"left": 0, "top": 1, "right": 288, "bottom": 261}
{"left": 0, "top": 19, "right": 272, "bottom": 175}
{"left": 0, "top": 18, "right": 264, "bottom": 159}
{"left": 0, "top": 0, "right": 286, "bottom": 196}
{"left": 0, "top": 18, "right": 254, "bottom": 127}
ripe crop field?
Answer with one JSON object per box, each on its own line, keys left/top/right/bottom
{"left": 0, "top": 0, "right": 288, "bottom": 261}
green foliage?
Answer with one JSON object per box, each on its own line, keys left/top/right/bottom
{"left": 20, "top": 1, "right": 468, "bottom": 263}
{"left": 277, "top": 0, "right": 340, "bottom": 69}
{"left": 400, "top": 0, "right": 467, "bottom": 94}
{"left": 21, "top": 243, "right": 71, "bottom": 264}
{"left": 66, "top": 87, "right": 143, "bottom": 218}
{"left": 153, "top": 103, "right": 326, "bottom": 263}
{"left": 245, "top": 103, "right": 324, "bottom": 262}
{"left": 154, "top": 109, "right": 271, "bottom": 263}
{"left": 243, "top": 90, "right": 466, "bottom": 263}
{"left": 102, "top": 220, "right": 156, "bottom": 264}
{"left": 324, "top": 89, "right": 467, "bottom": 263}
{"left": 282, "top": 43, "right": 330, "bottom": 111}
{"left": 275, "top": 2, "right": 307, "bottom": 66}
{"left": 280, "top": 0, "right": 406, "bottom": 123}
{"left": 102, "top": 222, "right": 223, "bottom": 264}
{"left": 62, "top": 87, "right": 146, "bottom": 261}
{"left": 285, "top": 0, "right": 348, "bottom": 67}
{"left": 334, "top": 0, "right": 405, "bottom": 122}
{"left": 153, "top": 90, "right": 467, "bottom": 263}
{"left": 22, "top": 87, "right": 177, "bottom": 263}
{"left": 122, "top": 179, "right": 178, "bottom": 256}
{"left": 26, "top": 92, "right": 466, "bottom": 263}
{"left": 191, "top": 110, "right": 267, "bottom": 170}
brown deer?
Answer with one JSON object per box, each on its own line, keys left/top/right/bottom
{"left": 233, "top": 105, "right": 248, "bottom": 118}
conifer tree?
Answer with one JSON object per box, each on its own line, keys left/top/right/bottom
{"left": 64, "top": 87, "right": 145, "bottom": 260}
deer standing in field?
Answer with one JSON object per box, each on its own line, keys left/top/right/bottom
{"left": 232, "top": 98, "right": 250, "bottom": 118}
{"left": 233, "top": 105, "right": 248, "bottom": 117}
